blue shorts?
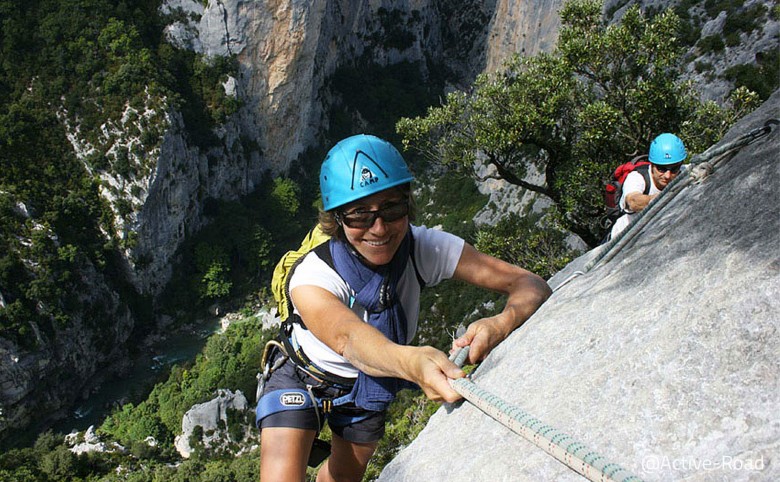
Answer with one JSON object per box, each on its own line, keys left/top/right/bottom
{"left": 258, "top": 356, "right": 387, "bottom": 444}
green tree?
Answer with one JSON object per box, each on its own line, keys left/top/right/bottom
{"left": 0, "top": 467, "right": 38, "bottom": 482}
{"left": 229, "top": 452, "right": 260, "bottom": 482}
{"left": 99, "top": 400, "right": 168, "bottom": 446}
{"left": 39, "top": 446, "right": 76, "bottom": 481}
{"left": 364, "top": 390, "right": 438, "bottom": 480}
{"left": 397, "top": 0, "right": 757, "bottom": 246}
{"left": 475, "top": 213, "right": 579, "bottom": 280}
{"left": 194, "top": 243, "right": 232, "bottom": 299}
{"left": 201, "top": 262, "right": 232, "bottom": 299}
{"left": 271, "top": 177, "right": 301, "bottom": 216}
{"left": 251, "top": 226, "right": 273, "bottom": 273}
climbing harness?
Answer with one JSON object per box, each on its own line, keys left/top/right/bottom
{"left": 256, "top": 339, "right": 288, "bottom": 402}
{"left": 448, "top": 346, "right": 643, "bottom": 482}
{"left": 552, "top": 118, "right": 779, "bottom": 292}
{"left": 277, "top": 321, "right": 358, "bottom": 388}
{"left": 255, "top": 335, "right": 372, "bottom": 468}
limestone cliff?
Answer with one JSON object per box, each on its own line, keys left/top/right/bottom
{"left": 102, "top": 0, "right": 779, "bottom": 296}
{"left": 378, "top": 90, "right": 780, "bottom": 481}
{"left": 173, "top": 389, "right": 256, "bottom": 459}
{"left": 484, "top": 0, "right": 563, "bottom": 72}
{"left": 166, "top": 0, "right": 497, "bottom": 173}
{"left": 91, "top": 0, "right": 503, "bottom": 296}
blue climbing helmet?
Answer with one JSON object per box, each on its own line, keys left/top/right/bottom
{"left": 320, "top": 134, "right": 414, "bottom": 211}
{"left": 648, "top": 133, "right": 687, "bottom": 165}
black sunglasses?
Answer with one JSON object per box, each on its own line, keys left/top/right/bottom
{"left": 338, "top": 201, "right": 409, "bottom": 229}
{"left": 654, "top": 163, "right": 683, "bottom": 174}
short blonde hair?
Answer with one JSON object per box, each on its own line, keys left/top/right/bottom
{"left": 318, "top": 184, "right": 416, "bottom": 241}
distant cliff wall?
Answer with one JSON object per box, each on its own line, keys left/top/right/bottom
{"left": 224, "top": 0, "right": 499, "bottom": 172}
{"left": 484, "top": 0, "right": 563, "bottom": 72}
{"left": 117, "top": 0, "right": 507, "bottom": 295}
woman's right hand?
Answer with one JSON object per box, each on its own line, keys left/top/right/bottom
{"left": 401, "top": 345, "right": 465, "bottom": 403}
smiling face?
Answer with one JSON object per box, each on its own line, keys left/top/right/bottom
{"left": 339, "top": 187, "right": 410, "bottom": 268}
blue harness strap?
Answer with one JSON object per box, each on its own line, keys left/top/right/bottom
{"left": 256, "top": 389, "right": 315, "bottom": 427}
{"left": 255, "top": 388, "right": 373, "bottom": 428}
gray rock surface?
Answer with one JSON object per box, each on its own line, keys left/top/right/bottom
{"left": 174, "top": 389, "right": 257, "bottom": 458}
{"left": 66, "top": 425, "right": 127, "bottom": 455}
{"left": 379, "top": 91, "right": 780, "bottom": 481}
{"left": 484, "top": 0, "right": 563, "bottom": 72}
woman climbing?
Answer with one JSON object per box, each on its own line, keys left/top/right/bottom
{"left": 257, "top": 134, "right": 551, "bottom": 481}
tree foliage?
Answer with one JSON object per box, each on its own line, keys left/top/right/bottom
{"left": 363, "top": 389, "right": 439, "bottom": 480}
{"left": 397, "top": 0, "right": 758, "bottom": 246}
{"left": 271, "top": 177, "right": 301, "bottom": 217}
{"left": 194, "top": 243, "right": 232, "bottom": 300}
{"left": 475, "top": 213, "right": 578, "bottom": 280}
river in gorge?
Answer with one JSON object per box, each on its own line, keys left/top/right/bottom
{"left": 51, "top": 317, "right": 222, "bottom": 437}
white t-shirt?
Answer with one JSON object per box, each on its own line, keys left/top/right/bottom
{"left": 288, "top": 224, "right": 465, "bottom": 378}
{"left": 610, "top": 168, "right": 661, "bottom": 239}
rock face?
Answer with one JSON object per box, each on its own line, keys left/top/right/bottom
{"left": 128, "top": 110, "right": 264, "bottom": 295}
{"left": 183, "top": 0, "right": 500, "bottom": 172}
{"left": 378, "top": 91, "right": 780, "bottom": 480}
{"left": 606, "top": 0, "right": 780, "bottom": 102}
{"left": 106, "top": 0, "right": 513, "bottom": 296}
{"left": 484, "top": 0, "right": 563, "bottom": 72}
{"left": 66, "top": 425, "right": 126, "bottom": 455}
{"left": 174, "top": 389, "right": 257, "bottom": 458}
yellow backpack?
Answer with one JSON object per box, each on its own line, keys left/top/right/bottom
{"left": 263, "top": 223, "right": 354, "bottom": 394}
{"left": 270, "top": 224, "right": 330, "bottom": 322}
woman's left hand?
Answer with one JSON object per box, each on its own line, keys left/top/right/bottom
{"left": 449, "top": 243, "right": 552, "bottom": 364}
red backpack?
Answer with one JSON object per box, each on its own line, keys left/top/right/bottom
{"left": 604, "top": 155, "right": 651, "bottom": 219}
